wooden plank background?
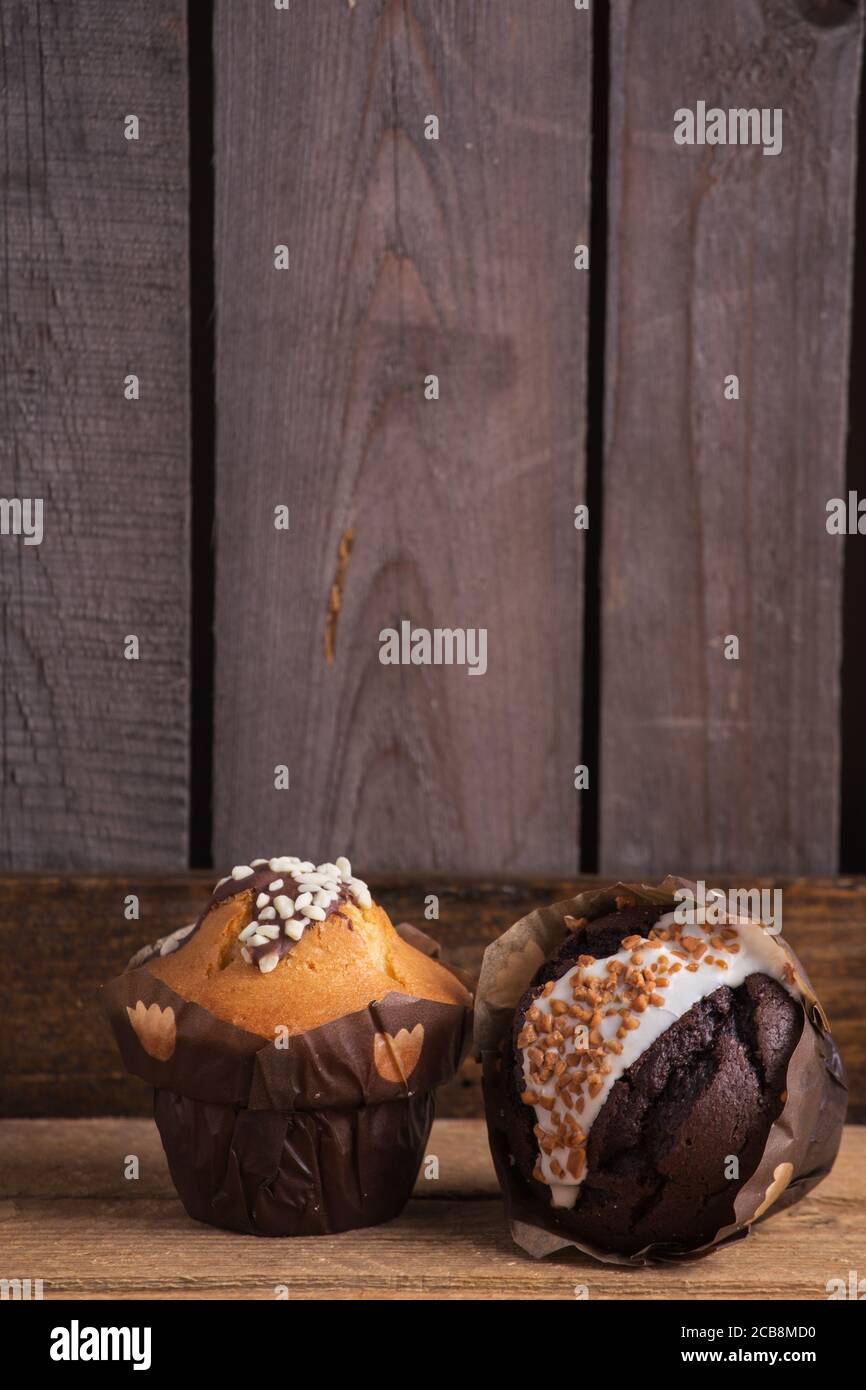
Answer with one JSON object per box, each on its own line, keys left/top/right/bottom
{"left": 212, "top": 0, "right": 591, "bottom": 876}
{"left": 0, "top": 0, "right": 190, "bottom": 870}
{"left": 0, "top": 1, "right": 863, "bottom": 881}
{"left": 2, "top": 873, "right": 863, "bottom": 1121}
{"left": 600, "top": 0, "right": 863, "bottom": 877}
{"left": 0, "top": 0, "right": 863, "bottom": 1155}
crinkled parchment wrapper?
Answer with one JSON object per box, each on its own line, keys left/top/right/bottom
{"left": 104, "top": 923, "right": 473, "bottom": 1237}
{"left": 474, "top": 877, "right": 847, "bottom": 1266}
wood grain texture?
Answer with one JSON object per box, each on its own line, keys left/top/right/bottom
{"left": 2, "top": 1118, "right": 863, "bottom": 1298}
{"left": 1, "top": 873, "right": 863, "bottom": 1118}
{"left": 0, "top": 1116, "right": 499, "bottom": 1202}
{"left": 0, "top": 0, "right": 190, "bottom": 869}
{"left": 213, "top": 0, "right": 591, "bottom": 874}
{"left": 600, "top": 0, "right": 862, "bottom": 875}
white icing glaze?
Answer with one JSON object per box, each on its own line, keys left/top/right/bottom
{"left": 520, "top": 909, "right": 799, "bottom": 1209}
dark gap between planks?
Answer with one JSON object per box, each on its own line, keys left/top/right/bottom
{"left": 579, "top": 0, "right": 611, "bottom": 874}
{"left": 187, "top": 0, "right": 217, "bottom": 869}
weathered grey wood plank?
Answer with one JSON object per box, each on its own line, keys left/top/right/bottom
{"left": 213, "top": 0, "right": 591, "bottom": 874}
{"left": 600, "top": 0, "right": 862, "bottom": 875}
{"left": 0, "top": 0, "right": 190, "bottom": 868}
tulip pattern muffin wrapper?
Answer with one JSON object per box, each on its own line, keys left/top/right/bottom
{"left": 474, "top": 877, "right": 847, "bottom": 1266}
{"left": 104, "top": 923, "right": 472, "bottom": 1236}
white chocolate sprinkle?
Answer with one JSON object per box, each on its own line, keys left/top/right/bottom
{"left": 207, "top": 855, "right": 375, "bottom": 973}
{"left": 130, "top": 856, "right": 374, "bottom": 976}
{"left": 128, "top": 922, "right": 195, "bottom": 969}
{"left": 157, "top": 923, "right": 196, "bottom": 957}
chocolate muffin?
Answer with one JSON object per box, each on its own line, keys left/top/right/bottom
{"left": 480, "top": 880, "right": 847, "bottom": 1262}
{"left": 106, "top": 855, "right": 472, "bottom": 1237}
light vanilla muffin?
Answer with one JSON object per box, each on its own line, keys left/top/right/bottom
{"left": 108, "top": 855, "right": 472, "bottom": 1237}
{"left": 141, "top": 856, "right": 469, "bottom": 1038}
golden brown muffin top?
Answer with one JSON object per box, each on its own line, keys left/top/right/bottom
{"left": 135, "top": 856, "right": 470, "bottom": 1039}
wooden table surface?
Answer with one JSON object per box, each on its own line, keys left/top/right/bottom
{"left": 2, "top": 1118, "right": 862, "bottom": 1300}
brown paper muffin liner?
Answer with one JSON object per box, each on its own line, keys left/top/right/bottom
{"left": 475, "top": 877, "right": 848, "bottom": 1265}
{"left": 104, "top": 923, "right": 472, "bottom": 1237}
